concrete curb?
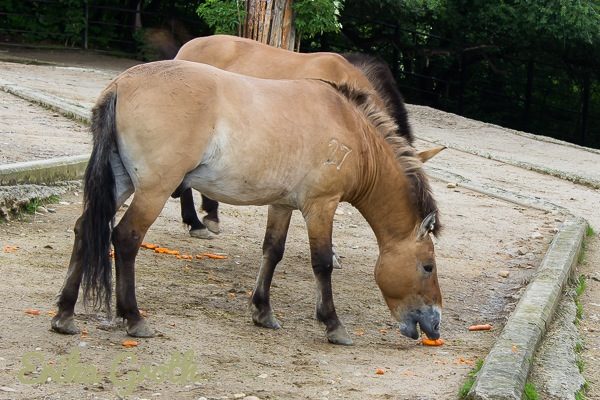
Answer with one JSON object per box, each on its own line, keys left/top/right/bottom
{"left": 467, "top": 215, "right": 588, "bottom": 400}
{"left": 0, "top": 155, "right": 89, "bottom": 186}
{"left": 0, "top": 80, "right": 91, "bottom": 124}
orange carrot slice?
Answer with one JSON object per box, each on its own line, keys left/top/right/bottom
{"left": 375, "top": 368, "right": 385, "bottom": 375}
{"left": 121, "top": 340, "right": 139, "bottom": 348}
{"left": 468, "top": 324, "right": 492, "bottom": 331}
{"left": 422, "top": 338, "right": 445, "bottom": 346}
{"left": 141, "top": 243, "right": 159, "bottom": 250}
{"left": 202, "top": 252, "right": 228, "bottom": 259}
{"left": 24, "top": 308, "right": 41, "bottom": 316}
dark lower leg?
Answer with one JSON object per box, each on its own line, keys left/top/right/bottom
{"left": 52, "top": 217, "right": 85, "bottom": 334}
{"left": 180, "top": 188, "right": 204, "bottom": 231}
{"left": 112, "top": 222, "right": 153, "bottom": 337}
{"left": 201, "top": 195, "right": 219, "bottom": 223}
{"left": 252, "top": 206, "right": 292, "bottom": 329}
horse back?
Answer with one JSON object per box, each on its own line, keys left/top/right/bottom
{"left": 176, "top": 35, "right": 375, "bottom": 91}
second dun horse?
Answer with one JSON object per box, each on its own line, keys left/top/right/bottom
{"left": 51, "top": 60, "right": 444, "bottom": 345}
{"left": 174, "top": 34, "right": 413, "bottom": 239}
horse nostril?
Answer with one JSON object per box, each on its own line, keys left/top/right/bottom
{"left": 433, "top": 322, "right": 440, "bottom": 331}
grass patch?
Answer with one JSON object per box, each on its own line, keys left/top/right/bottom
{"left": 458, "top": 359, "right": 484, "bottom": 398}
{"left": 574, "top": 275, "right": 587, "bottom": 323}
{"left": 523, "top": 381, "right": 539, "bottom": 400}
{"left": 586, "top": 225, "right": 595, "bottom": 237}
{"left": 575, "top": 382, "right": 589, "bottom": 400}
{"left": 575, "top": 275, "right": 587, "bottom": 297}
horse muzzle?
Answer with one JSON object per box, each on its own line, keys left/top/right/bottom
{"left": 398, "top": 306, "right": 441, "bottom": 340}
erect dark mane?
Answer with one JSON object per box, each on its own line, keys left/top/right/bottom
{"left": 326, "top": 82, "right": 441, "bottom": 235}
{"left": 341, "top": 53, "right": 414, "bottom": 145}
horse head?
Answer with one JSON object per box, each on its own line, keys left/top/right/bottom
{"left": 375, "top": 212, "right": 441, "bottom": 340}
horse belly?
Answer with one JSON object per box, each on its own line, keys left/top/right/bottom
{"left": 186, "top": 165, "right": 296, "bottom": 207}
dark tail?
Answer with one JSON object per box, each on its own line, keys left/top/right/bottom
{"left": 81, "top": 90, "right": 118, "bottom": 313}
{"left": 341, "top": 53, "right": 414, "bottom": 144}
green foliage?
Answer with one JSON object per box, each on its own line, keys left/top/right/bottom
{"left": 523, "top": 382, "right": 539, "bottom": 400}
{"left": 458, "top": 359, "right": 484, "bottom": 398}
{"left": 293, "top": 0, "right": 344, "bottom": 38}
{"left": 586, "top": 225, "right": 595, "bottom": 237}
{"left": 576, "top": 275, "right": 587, "bottom": 297}
{"left": 197, "top": 0, "right": 246, "bottom": 35}
{"left": 2, "top": 0, "right": 85, "bottom": 46}
{"left": 24, "top": 198, "right": 41, "bottom": 215}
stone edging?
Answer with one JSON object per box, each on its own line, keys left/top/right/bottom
{"left": 0, "top": 155, "right": 89, "bottom": 186}
{"left": 467, "top": 215, "right": 587, "bottom": 400}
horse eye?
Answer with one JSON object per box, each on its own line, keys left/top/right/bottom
{"left": 423, "top": 264, "right": 434, "bottom": 273}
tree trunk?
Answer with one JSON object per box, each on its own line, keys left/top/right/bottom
{"left": 244, "top": 0, "right": 296, "bottom": 50}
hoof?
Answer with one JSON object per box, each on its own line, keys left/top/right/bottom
{"left": 126, "top": 319, "right": 155, "bottom": 338}
{"left": 326, "top": 325, "right": 353, "bottom": 345}
{"left": 51, "top": 314, "right": 80, "bottom": 335}
{"left": 202, "top": 217, "right": 220, "bottom": 234}
{"left": 332, "top": 254, "right": 342, "bottom": 269}
{"left": 252, "top": 309, "right": 281, "bottom": 329}
{"left": 189, "top": 228, "right": 215, "bottom": 240}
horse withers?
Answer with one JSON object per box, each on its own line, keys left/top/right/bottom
{"left": 173, "top": 34, "right": 413, "bottom": 239}
{"left": 51, "top": 60, "right": 444, "bottom": 345}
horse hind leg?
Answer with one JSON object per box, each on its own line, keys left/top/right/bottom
{"left": 52, "top": 159, "right": 134, "bottom": 335}
{"left": 178, "top": 188, "right": 215, "bottom": 239}
{"left": 201, "top": 194, "right": 220, "bottom": 234}
{"left": 112, "top": 189, "right": 172, "bottom": 337}
{"left": 251, "top": 205, "right": 292, "bottom": 329}
{"left": 51, "top": 216, "right": 86, "bottom": 334}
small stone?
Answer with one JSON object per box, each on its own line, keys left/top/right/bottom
{"left": 196, "top": 397, "right": 208, "bottom": 400}
{"left": 446, "top": 182, "right": 457, "bottom": 189}
{"left": 243, "top": 397, "right": 260, "bottom": 400}
{"left": 498, "top": 271, "right": 510, "bottom": 278}
{"left": 79, "top": 341, "right": 88, "bottom": 347}
{"left": 257, "top": 373, "right": 268, "bottom": 379}
{"left": 531, "top": 232, "right": 543, "bottom": 239}
{"left": 516, "top": 247, "right": 528, "bottom": 256}
{"left": 233, "top": 394, "right": 246, "bottom": 399}
{"left": 35, "top": 347, "right": 42, "bottom": 351}
{"left": 37, "top": 206, "right": 48, "bottom": 214}
{"left": 0, "top": 387, "right": 17, "bottom": 392}
{"left": 59, "top": 201, "right": 70, "bottom": 205}
{"left": 47, "top": 207, "right": 56, "bottom": 213}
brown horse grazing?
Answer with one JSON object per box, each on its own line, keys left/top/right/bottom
{"left": 173, "top": 34, "right": 413, "bottom": 239}
{"left": 51, "top": 60, "right": 444, "bottom": 345}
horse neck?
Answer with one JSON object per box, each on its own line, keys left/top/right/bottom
{"left": 351, "top": 145, "right": 418, "bottom": 250}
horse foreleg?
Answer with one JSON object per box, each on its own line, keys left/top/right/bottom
{"left": 51, "top": 216, "right": 85, "bottom": 334}
{"left": 304, "top": 203, "right": 352, "bottom": 345}
{"left": 251, "top": 205, "right": 292, "bottom": 329}
{"left": 112, "top": 192, "right": 169, "bottom": 337}
{"left": 200, "top": 194, "right": 220, "bottom": 234}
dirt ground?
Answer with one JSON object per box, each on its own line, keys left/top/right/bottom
{"left": 0, "top": 49, "right": 588, "bottom": 399}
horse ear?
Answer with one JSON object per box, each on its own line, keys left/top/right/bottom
{"left": 417, "top": 146, "right": 446, "bottom": 163}
{"left": 417, "top": 212, "right": 437, "bottom": 240}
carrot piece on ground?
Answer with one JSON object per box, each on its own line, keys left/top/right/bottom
{"left": 202, "top": 252, "right": 228, "bottom": 259}
{"left": 421, "top": 338, "right": 445, "bottom": 346}
{"left": 468, "top": 324, "right": 492, "bottom": 331}
{"left": 375, "top": 368, "right": 385, "bottom": 375}
{"left": 122, "top": 340, "right": 139, "bottom": 348}
{"left": 24, "top": 308, "right": 41, "bottom": 316}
